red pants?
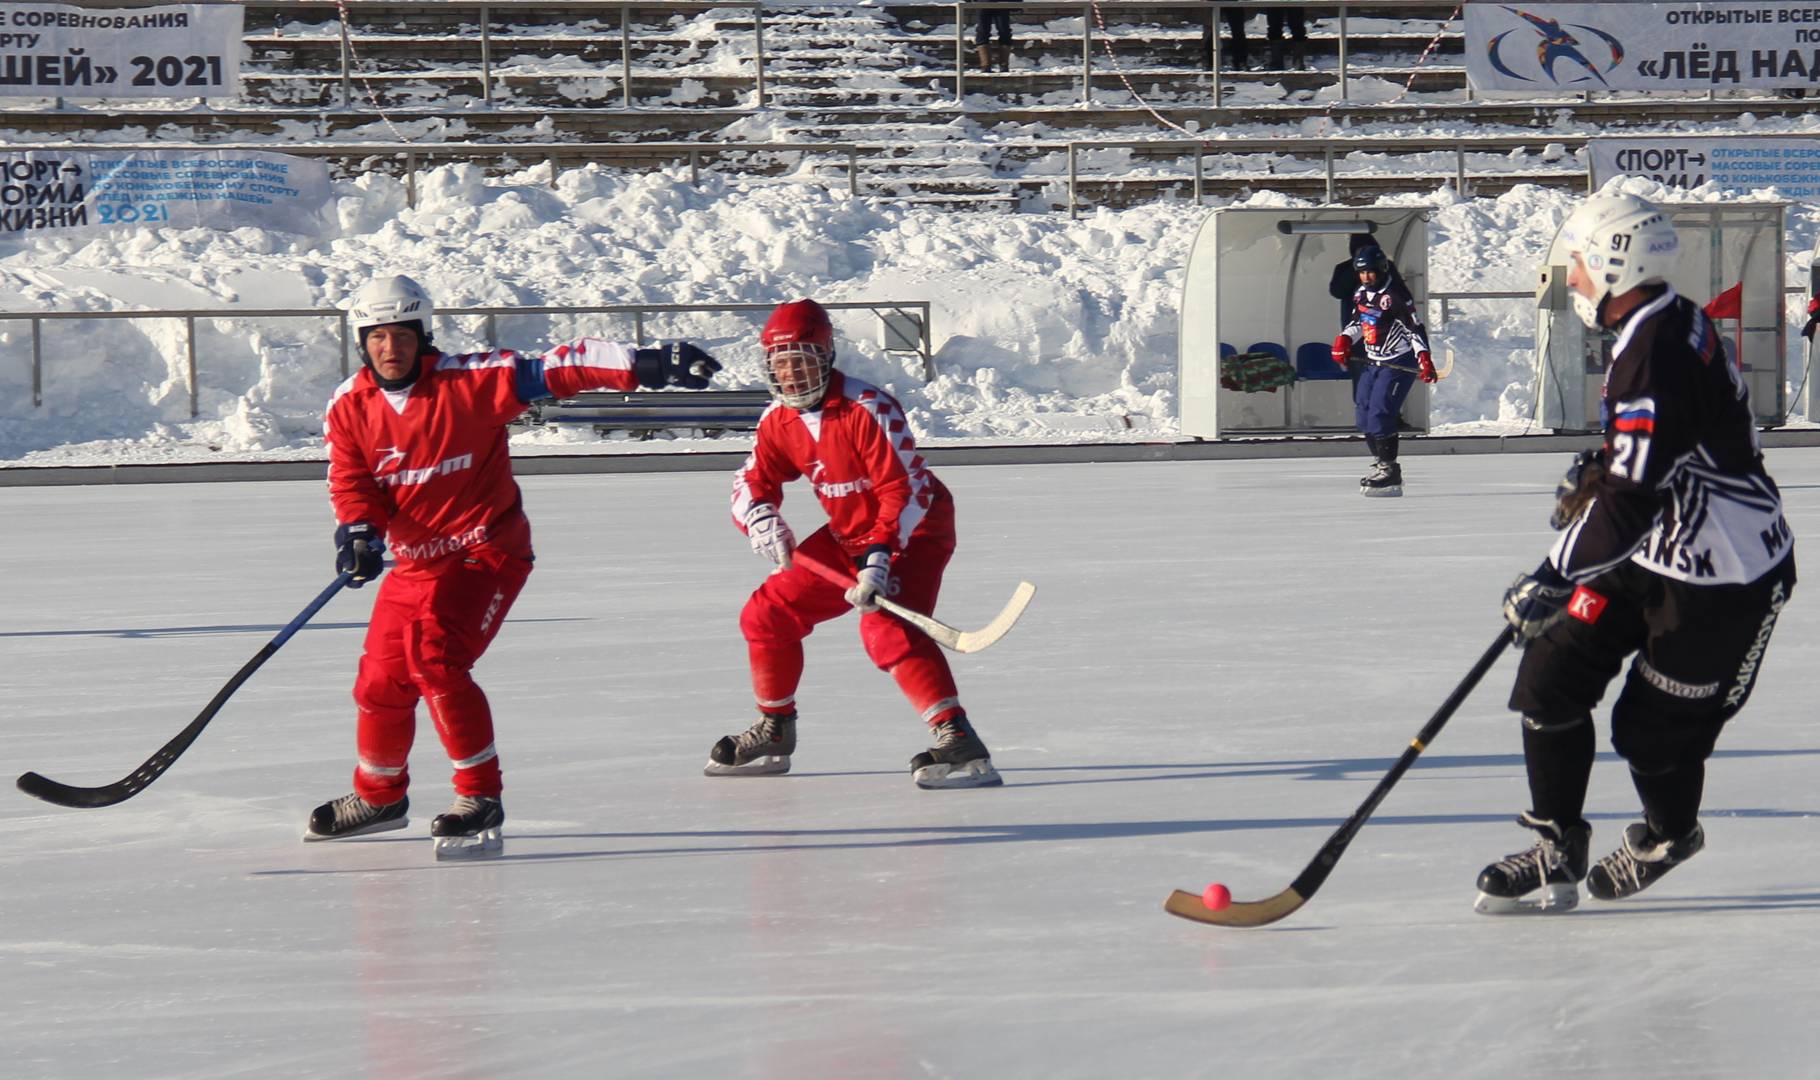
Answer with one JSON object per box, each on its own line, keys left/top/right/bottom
{"left": 739, "top": 527, "right": 962, "bottom": 724}
{"left": 350, "top": 547, "right": 531, "bottom": 804}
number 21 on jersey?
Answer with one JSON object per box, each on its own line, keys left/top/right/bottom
{"left": 1609, "top": 397, "right": 1656, "bottom": 480}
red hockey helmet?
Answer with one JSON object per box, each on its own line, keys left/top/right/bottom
{"left": 760, "top": 299, "right": 836, "bottom": 409}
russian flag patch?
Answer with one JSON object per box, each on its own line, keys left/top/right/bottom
{"left": 1612, "top": 398, "right": 1655, "bottom": 435}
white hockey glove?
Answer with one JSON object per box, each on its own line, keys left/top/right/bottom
{"left": 845, "top": 547, "right": 893, "bottom": 613}
{"left": 745, "top": 503, "right": 794, "bottom": 567}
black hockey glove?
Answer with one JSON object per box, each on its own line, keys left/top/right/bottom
{"left": 1503, "top": 563, "right": 1574, "bottom": 641}
{"left": 633, "top": 342, "right": 721, "bottom": 389}
{"left": 334, "top": 521, "right": 386, "bottom": 587}
{"left": 1550, "top": 449, "right": 1605, "bottom": 530}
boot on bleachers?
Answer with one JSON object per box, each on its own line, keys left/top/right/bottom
{"left": 975, "top": 45, "right": 993, "bottom": 72}
{"left": 993, "top": 42, "right": 1012, "bottom": 72}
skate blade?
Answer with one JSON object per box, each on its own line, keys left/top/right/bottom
{"left": 1473, "top": 884, "right": 1580, "bottom": 915}
{"left": 913, "top": 758, "right": 1004, "bottom": 789}
{"left": 702, "top": 755, "right": 790, "bottom": 777}
{"left": 301, "top": 816, "right": 409, "bottom": 843}
{"left": 432, "top": 828, "right": 503, "bottom": 860}
{"left": 1360, "top": 485, "right": 1403, "bottom": 498}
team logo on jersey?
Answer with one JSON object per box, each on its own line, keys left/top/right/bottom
{"left": 375, "top": 445, "right": 406, "bottom": 471}
{"left": 809, "top": 460, "right": 873, "bottom": 499}
{"left": 1566, "top": 585, "right": 1607, "bottom": 625}
{"left": 376, "top": 452, "right": 475, "bottom": 490}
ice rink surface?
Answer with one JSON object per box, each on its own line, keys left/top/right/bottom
{"left": 6, "top": 450, "right": 1820, "bottom": 1079}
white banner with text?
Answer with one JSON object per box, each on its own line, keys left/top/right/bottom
{"left": 1, "top": 150, "right": 333, "bottom": 239}
{"left": 0, "top": 3, "right": 243, "bottom": 98}
{"left": 1590, "top": 136, "right": 1820, "bottom": 198}
{"left": 1466, "top": 2, "right": 1820, "bottom": 92}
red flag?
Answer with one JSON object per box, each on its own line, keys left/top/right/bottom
{"left": 1704, "top": 282, "right": 1743, "bottom": 321}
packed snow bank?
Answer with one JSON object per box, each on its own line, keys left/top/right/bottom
{"left": 0, "top": 165, "right": 1814, "bottom": 466}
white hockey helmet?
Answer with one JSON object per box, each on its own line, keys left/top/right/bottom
{"left": 1552, "top": 193, "right": 1679, "bottom": 329}
{"left": 347, "top": 274, "right": 434, "bottom": 345}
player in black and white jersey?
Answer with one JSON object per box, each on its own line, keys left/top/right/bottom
{"left": 1476, "top": 192, "right": 1797, "bottom": 914}
{"left": 1331, "top": 245, "right": 1435, "bottom": 496}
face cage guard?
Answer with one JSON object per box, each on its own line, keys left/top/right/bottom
{"left": 764, "top": 343, "right": 834, "bottom": 409}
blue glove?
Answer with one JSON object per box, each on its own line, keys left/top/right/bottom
{"left": 1503, "top": 563, "right": 1574, "bottom": 640}
{"left": 334, "top": 522, "right": 386, "bottom": 587}
{"left": 844, "top": 546, "right": 893, "bottom": 613}
{"left": 633, "top": 342, "right": 720, "bottom": 389}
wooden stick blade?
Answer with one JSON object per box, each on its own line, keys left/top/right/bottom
{"left": 1163, "top": 887, "right": 1309, "bottom": 928}
{"left": 951, "top": 581, "right": 1036, "bottom": 653}
{"left": 794, "top": 550, "right": 1034, "bottom": 654}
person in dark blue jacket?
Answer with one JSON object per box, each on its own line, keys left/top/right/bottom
{"left": 1330, "top": 245, "right": 1434, "bottom": 497}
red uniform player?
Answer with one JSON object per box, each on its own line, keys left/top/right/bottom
{"left": 305, "top": 274, "right": 719, "bottom": 856}
{"left": 706, "top": 299, "right": 1002, "bottom": 789}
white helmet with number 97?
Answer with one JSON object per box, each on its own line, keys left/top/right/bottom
{"left": 1551, "top": 192, "right": 1679, "bottom": 329}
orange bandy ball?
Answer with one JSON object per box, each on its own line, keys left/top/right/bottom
{"left": 1202, "top": 883, "right": 1232, "bottom": 911}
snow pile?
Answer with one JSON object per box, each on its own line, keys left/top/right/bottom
{"left": 0, "top": 166, "right": 1814, "bottom": 465}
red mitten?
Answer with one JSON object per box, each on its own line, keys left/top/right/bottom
{"left": 1331, "top": 334, "right": 1351, "bottom": 369}
{"left": 1417, "top": 352, "right": 1438, "bottom": 383}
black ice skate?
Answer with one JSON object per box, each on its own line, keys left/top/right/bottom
{"left": 1360, "top": 460, "right": 1403, "bottom": 498}
{"left": 430, "top": 795, "right": 504, "bottom": 860}
{"left": 909, "top": 714, "right": 1003, "bottom": 789}
{"left": 1474, "top": 811, "right": 1589, "bottom": 914}
{"left": 1586, "top": 821, "right": 1704, "bottom": 901}
{"left": 704, "top": 711, "right": 796, "bottom": 776}
{"left": 303, "top": 793, "right": 409, "bottom": 842}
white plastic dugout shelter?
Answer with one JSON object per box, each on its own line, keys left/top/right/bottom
{"left": 1807, "top": 237, "right": 1820, "bottom": 421}
{"left": 1536, "top": 202, "right": 1788, "bottom": 432}
{"left": 1178, "top": 206, "right": 1432, "bottom": 439}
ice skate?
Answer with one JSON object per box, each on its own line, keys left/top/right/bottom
{"left": 1360, "top": 460, "right": 1402, "bottom": 498}
{"left": 1586, "top": 821, "right": 1704, "bottom": 900}
{"left": 1473, "top": 811, "right": 1589, "bottom": 914}
{"left": 704, "top": 711, "right": 796, "bottom": 776}
{"left": 303, "top": 792, "right": 409, "bottom": 842}
{"left": 430, "top": 795, "right": 504, "bottom": 859}
{"left": 910, "top": 714, "right": 1002, "bottom": 789}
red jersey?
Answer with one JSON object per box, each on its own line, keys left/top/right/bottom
{"left": 325, "top": 339, "right": 641, "bottom": 569}
{"left": 732, "top": 371, "right": 953, "bottom": 557}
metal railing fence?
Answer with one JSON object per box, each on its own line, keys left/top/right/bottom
{"left": 953, "top": 1, "right": 1462, "bottom": 106}
{"left": 5, "top": 142, "right": 862, "bottom": 205}
{"left": 5, "top": 299, "right": 934, "bottom": 418}
{"left": 1064, "top": 135, "right": 1588, "bottom": 216}
{"left": 38, "top": 0, "right": 1469, "bottom": 113}
{"left": 46, "top": 0, "right": 777, "bottom": 110}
